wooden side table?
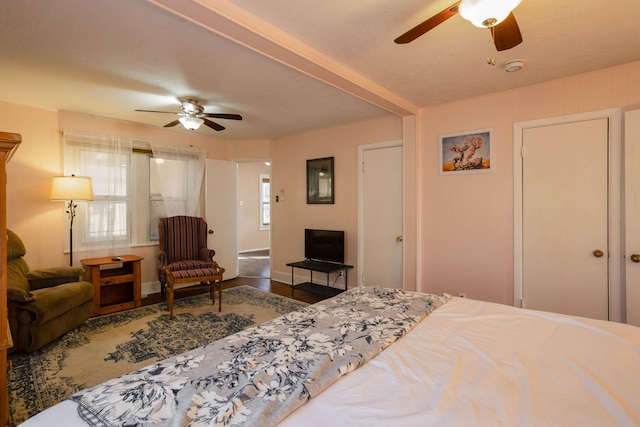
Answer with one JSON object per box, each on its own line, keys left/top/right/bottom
{"left": 81, "top": 255, "right": 143, "bottom": 316}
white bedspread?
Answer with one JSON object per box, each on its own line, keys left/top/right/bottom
{"left": 19, "top": 296, "right": 640, "bottom": 426}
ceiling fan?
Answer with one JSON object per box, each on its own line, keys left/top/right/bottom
{"left": 135, "top": 99, "right": 243, "bottom": 131}
{"left": 395, "top": 0, "right": 523, "bottom": 51}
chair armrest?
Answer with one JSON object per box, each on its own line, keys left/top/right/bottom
{"left": 200, "top": 248, "right": 216, "bottom": 262}
{"left": 211, "top": 261, "right": 225, "bottom": 276}
{"left": 157, "top": 251, "right": 168, "bottom": 266}
{"left": 27, "top": 267, "right": 84, "bottom": 290}
{"left": 7, "top": 287, "right": 35, "bottom": 303}
{"left": 21, "top": 281, "right": 94, "bottom": 325}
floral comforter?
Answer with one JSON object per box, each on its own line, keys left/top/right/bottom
{"left": 70, "top": 287, "right": 451, "bottom": 426}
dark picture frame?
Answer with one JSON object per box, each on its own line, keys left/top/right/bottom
{"left": 307, "top": 157, "right": 334, "bottom": 204}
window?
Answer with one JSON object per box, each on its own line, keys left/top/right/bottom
{"left": 260, "top": 173, "right": 270, "bottom": 230}
{"left": 149, "top": 157, "right": 189, "bottom": 241}
{"left": 63, "top": 131, "right": 206, "bottom": 251}
{"left": 83, "top": 149, "right": 130, "bottom": 243}
{"left": 63, "top": 131, "right": 133, "bottom": 251}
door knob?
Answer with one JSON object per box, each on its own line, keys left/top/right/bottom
{"left": 631, "top": 253, "right": 640, "bottom": 263}
{"left": 208, "top": 229, "right": 214, "bottom": 234}
{"left": 592, "top": 249, "right": 604, "bottom": 258}
{"left": 396, "top": 235, "right": 404, "bottom": 243}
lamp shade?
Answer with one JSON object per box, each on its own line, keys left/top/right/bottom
{"left": 179, "top": 116, "right": 204, "bottom": 131}
{"left": 458, "top": 0, "right": 522, "bottom": 28}
{"left": 50, "top": 175, "right": 94, "bottom": 201}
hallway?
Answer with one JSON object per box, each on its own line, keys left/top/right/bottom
{"left": 238, "top": 250, "right": 270, "bottom": 278}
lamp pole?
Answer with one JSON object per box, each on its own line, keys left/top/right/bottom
{"left": 65, "top": 199, "right": 78, "bottom": 267}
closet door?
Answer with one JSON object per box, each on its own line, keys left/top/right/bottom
{"left": 520, "top": 118, "right": 610, "bottom": 320}
{"left": 360, "top": 144, "right": 403, "bottom": 288}
{"left": 626, "top": 109, "right": 640, "bottom": 327}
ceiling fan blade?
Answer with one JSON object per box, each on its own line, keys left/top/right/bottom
{"left": 163, "top": 120, "right": 180, "bottom": 128}
{"left": 203, "top": 113, "right": 243, "bottom": 121}
{"left": 491, "top": 12, "right": 523, "bottom": 51}
{"left": 135, "top": 109, "right": 176, "bottom": 114}
{"left": 394, "top": 1, "right": 461, "bottom": 44}
{"left": 204, "top": 118, "right": 225, "bottom": 131}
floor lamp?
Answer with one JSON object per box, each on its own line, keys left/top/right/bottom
{"left": 50, "top": 175, "right": 94, "bottom": 266}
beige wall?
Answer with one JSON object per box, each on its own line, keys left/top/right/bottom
{"left": 270, "top": 115, "right": 402, "bottom": 285}
{"left": 418, "top": 60, "right": 640, "bottom": 305}
{"left": 237, "top": 162, "right": 271, "bottom": 252}
{"left": 1, "top": 103, "right": 62, "bottom": 270}
{"left": 229, "top": 139, "right": 272, "bottom": 159}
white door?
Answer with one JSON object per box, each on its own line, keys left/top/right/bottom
{"left": 625, "top": 109, "right": 640, "bottom": 327}
{"left": 359, "top": 143, "right": 403, "bottom": 288}
{"left": 521, "top": 119, "right": 609, "bottom": 320}
{"left": 205, "top": 159, "right": 238, "bottom": 279}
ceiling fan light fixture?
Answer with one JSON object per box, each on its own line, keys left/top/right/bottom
{"left": 179, "top": 116, "right": 204, "bottom": 131}
{"left": 458, "top": 0, "right": 522, "bottom": 28}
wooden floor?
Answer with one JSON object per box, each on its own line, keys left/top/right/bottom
{"left": 238, "top": 250, "right": 270, "bottom": 278}
{"left": 142, "top": 277, "right": 326, "bottom": 307}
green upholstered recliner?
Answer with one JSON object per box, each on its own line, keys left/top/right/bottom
{"left": 6, "top": 229, "right": 94, "bottom": 353}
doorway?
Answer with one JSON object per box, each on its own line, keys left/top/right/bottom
{"left": 238, "top": 249, "right": 270, "bottom": 278}
{"left": 513, "top": 108, "right": 622, "bottom": 321}
{"left": 237, "top": 161, "right": 271, "bottom": 278}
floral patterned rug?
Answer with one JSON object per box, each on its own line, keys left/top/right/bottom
{"left": 8, "top": 285, "right": 307, "bottom": 425}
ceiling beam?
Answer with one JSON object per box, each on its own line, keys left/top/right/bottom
{"left": 147, "top": 0, "right": 419, "bottom": 117}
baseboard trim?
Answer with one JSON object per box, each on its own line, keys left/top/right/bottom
{"left": 238, "top": 248, "right": 270, "bottom": 254}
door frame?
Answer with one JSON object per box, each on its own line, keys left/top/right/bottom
{"left": 231, "top": 157, "right": 273, "bottom": 278}
{"left": 357, "top": 140, "right": 403, "bottom": 287}
{"left": 513, "top": 108, "right": 622, "bottom": 322}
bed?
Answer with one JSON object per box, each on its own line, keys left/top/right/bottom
{"left": 19, "top": 287, "right": 640, "bottom": 426}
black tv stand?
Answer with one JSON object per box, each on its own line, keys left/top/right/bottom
{"left": 286, "top": 259, "right": 353, "bottom": 299}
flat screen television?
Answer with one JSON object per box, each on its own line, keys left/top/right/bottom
{"left": 305, "top": 229, "right": 345, "bottom": 264}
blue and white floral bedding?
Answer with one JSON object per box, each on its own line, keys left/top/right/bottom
{"left": 70, "top": 287, "right": 451, "bottom": 426}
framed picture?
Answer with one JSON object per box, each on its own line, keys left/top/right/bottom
{"left": 307, "top": 157, "right": 334, "bottom": 204}
{"left": 439, "top": 128, "right": 493, "bottom": 175}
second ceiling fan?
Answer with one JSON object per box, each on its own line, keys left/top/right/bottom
{"left": 136, "top": 99, "right": 242, "bottom": 131}
{"left": 395, "top": 0, "right": 523, "bottom": 51}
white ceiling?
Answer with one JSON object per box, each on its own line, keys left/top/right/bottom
{"left": 1, "top": 0, "right": 639, "bottom": 140}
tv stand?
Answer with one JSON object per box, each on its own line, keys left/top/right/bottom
{"left": 287, "top": 260, "right": 353, "bottom": 299}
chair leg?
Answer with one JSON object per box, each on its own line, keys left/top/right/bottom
{"left": 218, "top": 280, "right": 222, "bottom": 312}
{"left": 209, "top": 281, "right": 215, "bottom": 306}
{"left": 166, "top": 285, "right": 175, "bottom": 319}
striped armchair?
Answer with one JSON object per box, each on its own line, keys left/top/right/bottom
{"left": 157, "top": 216, "right": 219, "bottom": 292}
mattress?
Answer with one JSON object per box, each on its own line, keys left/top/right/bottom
{"left": 19, "top": 296, "right": 640, "bottom": 426}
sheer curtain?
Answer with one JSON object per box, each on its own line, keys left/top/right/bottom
{"left": 150, "top": 142, "right": 206, "bottom": 218}
{"left": 63, "top": 130, "right": 133, "bottom": 257}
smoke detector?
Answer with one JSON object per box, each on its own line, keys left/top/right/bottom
{"left": 503, "top": 59, "right": 524, "bottom": 72}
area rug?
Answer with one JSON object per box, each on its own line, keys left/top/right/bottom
{"left": 8, "top": 285, "right": 307, "bottom": 424}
